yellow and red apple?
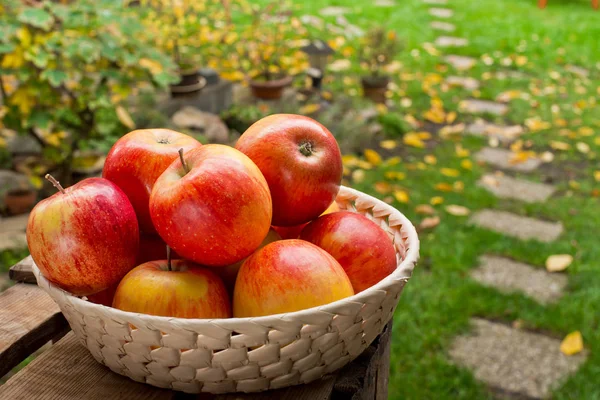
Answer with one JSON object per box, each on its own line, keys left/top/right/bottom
{"left": 300, "top": 211, "right": 397, "bottom": 293}
{"left": 235, "top": 114, "right": 343, "bottom": 227}
{"left": 113, "top": 260, "right": 231, "bottom": 318}
{"left": 149, "top": 144, "right": 272, "bottom": 267}
{"left": 272, "top": 201, "right": 340, "bottom": 239}
{"left": 27, "top": 177, "right": 139, "bottom": 296}
{"left": 233, "top": 240, "right": 354, "bottom": 317}
{"left": 103, "top": 129, "right": 202, "bottom": 233}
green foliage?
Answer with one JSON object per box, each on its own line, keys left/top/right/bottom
{"left": 378, "top": 113, "right": 410, "bottom": 138}
{"left": 359, "top": 28, "right": 403, "bottom": 77}
{"left": 0, "top": 0, "right": 177, "bottom": 179}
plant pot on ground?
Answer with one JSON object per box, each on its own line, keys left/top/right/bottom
{"left": 249, "top": 75, "right": 293, "bottom": 100}
{"left": 4, "top": 188, "right": 37, "bottom": 215}
{"left": 359, "top": 27, "right": 402, "bottom": 103}
{"left": 361, "top": 75, "right": 390, "bottom": 103}
{"left": 170, "top": 68, "right": 207, "bottom": 98}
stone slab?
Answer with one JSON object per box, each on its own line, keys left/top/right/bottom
{"left": 478, "top": 174, "right": 556, "bottom": 203}
{"left": 0, "top": 214, "right": 29, "bottom": 233}
{"left": 469, "top": 209, "right": 563, "bottom": 242}
{"left": 460, "top": 99, "right": 508, "bottom": 115}
{"left": 466, "top": 121, "right": 524, "bottom": 143}
{"left": 428, "top": 7, "right": 453, "bottom": 18}
{"left": 565, "top": 65, "right": 589, "bottom": 78}
{"left": 475, "top": 147, "right": 541, "bottom": 172}
{"left": 449, "top": 319, "right": 587, "bottom": 399}
{"left": 446, "top": 76, "right": 480, "bottom": 90}
{"left": 374, "top": 0, "right": 395, "bottom": 6}
{"left": 424, "top": 0, "right": 447, "bottom": 3}
{"left": 0, "top": 231, "right": 27, "bottom": 252}
{"left": 471, "top": 255, "right": 567, "bottom": 304}
{"left": 444, "top": 55, "right": 476, "bottom": 70}
{"left": 157, "top": 80, "right": 233, "bottom": 116}
{"left": 435, "top": 36, "right": 468, "bottom": 47}
{"left": 319, "top": 6, "right": 350, "bottom": 16}
{"left": 430, "top": 21, "right": 456, "bottom": 32}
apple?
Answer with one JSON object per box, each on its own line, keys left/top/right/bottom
{"left": 235, "top": 114, "right": 342, "bottom": 227}
{"left": 87, "top": 284, "right": 118, "bottom": 307}
{"left": 272, "top": 201, "right": 340, "bottom": 239}
{"left": 113, "top": 259, "right": 231, "bottom": 319}
{"left": 149, "top": 144, "right": 272, "bottom": 267}
{"left": 137, "top": 233, "right": 179, "bottom": 264}
{"left": 103, "top": 129, "right": 202, "bottom": 233}
{"left": 233, "top": 240, "right": 354, "bottom": 317}
{"left": 214, "top": 228, "right": 281, "bottom": 293}
{"left": 300, "top": 211, "right": 397, "bottom": 293}
{"left": 27, "top": 175, "right": 139, "bottom": 296}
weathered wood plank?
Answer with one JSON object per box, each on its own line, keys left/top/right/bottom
{"left": 0, "top": 283, "right": 68, "bottom": 378}
{"left": 375, "top": 323, "right": 392, "bottom": 400}
{"left": 9, "top": 256, "right": 36, "bottom": 284}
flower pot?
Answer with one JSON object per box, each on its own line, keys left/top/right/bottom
{"left": 361, "top": 76, "right": 390, "bottom": 103}
{"left": 170, "top": 69, "right": 207, "bottom": 98}
{"left": 4, "top": 188, "right": 37, "bottom": 215}
{"left": 249, "top": 75, "right": 293, "bottom": 100}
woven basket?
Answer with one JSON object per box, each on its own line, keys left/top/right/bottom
{"left": 32, "top": 186, "right": 419, "bottom": 394}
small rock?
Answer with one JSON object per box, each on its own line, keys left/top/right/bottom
{"left": 430, "top": 21, "right": 456, "bottom": 32}
{"left": 172, "top": 106, "right": 229, "bottom": 143}
{"left": 475, "top": 147, "right": 541, "bottom": 172}
{"left": 565, "top": 65, "right": 589, "bottom": 78}
{"left": 465, "top": 121, "right": 524, "bottom": 143}
{"left": 444, "top": 55, "right": 477, "bottom": 70}
{"left": 460, "top": 99, "right": 508, "bottom": 116}
{"left": 300, "top": 15, "right": 324, "bottom": 30}
{"left": 428, "top": 7, "right": 453, "bottom": 18}
{"left": 445, "top": 76, "right": 480, "bottom": 90}
{"left": 478, "top": 174, "right": 555, "bottom": 203}
{"left": 435, "top": 36, "right": 469, "bottom": 48}
{"left": 374, "top": 0, "right": 395, "bottom": 6}
{"left": 319, "top": 6, "right": 350, "bottom": 16}
{"left": 469, "top": 209, "right": 563, "bottom": 243}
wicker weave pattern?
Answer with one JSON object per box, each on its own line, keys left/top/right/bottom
{"left": 33, "top": 186, "right": 419, "bottom": 394}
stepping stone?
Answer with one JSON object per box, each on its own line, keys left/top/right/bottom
{"left": 300, "top": 15, "right": 324, "bottom": 30}
{"left": 471, "top": 255, "right": 567, "bottom": 304}
{"left": 460, "top": 99, "right": 508, "bottom": 115}
{"left": 449, "top": 318, "right": 587, "bottom": 399}
{"left": 478, "top": 174, "right": 556, "bottom": 203}
{"left": 445, "top": 76, "right": 480, "bottom": 90}
{"left": 0, "top": 231, "right": 27, "bottom": 252}
{"left": 565, "top": 65, "right": 589, "bottom": 78}
{"left": 319, "top": 6, "right": 350, "bottom": 16}
{"left": 444, "top": 55, "right": 476, "bottom": 70}
{"left": 430, "top": 21, "right": 456, "bottom": 32}
{"left": 435, "top": 36, "right": 468, "bottom": 48}
{"left": 428, "top": 7, "right": 453, "bottom": 18}
{"left": 374, "top": 0, "right": 395, "bottom": 6}
{"left": 475, "top": 147, "right": 541, "bottom": 172}
{"left": 0, "top": 214, "right": 30, "bottom": 233}
{"left": 465, "top": 121, "right": 524, "bottom": 143}
{"left": 469, "top": 209, "right": 563, "bottom": 242}
{"left": 423, "top": 0, "right": 447, "bottom": 3}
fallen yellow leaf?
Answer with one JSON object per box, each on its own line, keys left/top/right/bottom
{"left": 374, "top": 181, "right": 392, "bottom": 194}
{"left": 455, "top": 144, "right": 470, "bottom": 158}
{"left": 424, "top": 155, "right": 437, "bottom": 165}
{"left": 576, "top": 142, "right": 590, "bottom": 154}
{"left": 461, "top": 159, "right": 473, "bottom": 170}
{"left": 352, "top": 169, "right": 365, "bottom": 183}
{"left": 445, "top": 204, "right": 470, "bottom": 216}
{"left": 342, "top": 154, "right": 359, "bottom": 167}
{"left": 393, "top": 190, "right": 409, "bottom": 203}
{"left": 417, "top": 132, "right": 432, "bottom": 140}
{"left": 578, "top": 127, "right": 594, "bottom": 136}
{"left": 594, "top": 171, "right": 600, "bottom": 182}
{"left": 441, "top": 168, "right": 460, "bottom": 177}
{"left": 430, "top": 196, "right": 444, "bottom": 205}
{"left": 415, "top": 204, "right": 435, "bottom": 215}
{"left": 560, "top": 331, "right": 584, "bottom": 356}
{"left": 356, "top": 160, "right": 373, "bottom": 170}
{"left": 439, "top": 124, "right": 465, "bottom": 138}
{"left": 435, "top": 183, "right": 453, "bottom": 192}
{"left": 364, "top": 149, "right": 382, "bottom": 166}
{"left": 376, "top": 104, "right": 388, "bottom": 114}
{"left": 546, "top": 254, "right": 573, "bottom": 272}
{"left": 569, "top": 180, "right": 580, "bottom": 190}
{"left": 453, "top": 181, "right": 465, "bottom": 192}
{"left": 116, "top": 106, "right": 135, "bottom": 130}
{"left": 384, "top": 156, "right": 402, "bottom": 166}
{"left": 380, "top": 140, "right": 397, "bottom": 150}
{"left": 446, "top": 111, "right": 457, "bottom": 124}
{"left": 300, "top": 103, "right": 321, "bottom": 114}
{"left": 550, "top": 141, "right": 570, "bottom": 151}
{"left": 384, "top": 171, "right": 406, "bottom": 180}
{"left": 403, "top": 133, "right": 426, "bottom": 148}
{"left": 525, "top": 118, "right": 551, "bottom": 132}
{"left": 419, "top": 216, "right": 440, "bottom": 230}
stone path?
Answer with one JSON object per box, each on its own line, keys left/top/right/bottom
{"left": 319, "top": 6, "right": 350, "bottom": 16}
{"left": 469, "top": 209, "right": 563, "bottom": 243}
{"left": 460, "top": 99, "right": 508, "bottom": 115}
{"left": 374, "top": 0, "right": 396, "bottom": 6}
{"left": 471, "top": 255, "right": 567, "bottom": 304}
{"left": 465, "top": 121, "right": 524, "bottom": 143}
{"left": 443, "top": 55, "right": 476, "bottom": 70}
{"left": 429, "top": 21, "right": 456, "bottom": 32}
{"left": 428, "top": 7, "right": 453, "bottom": 18}
{"left": 449, "top": 319, "right": 587, "bottom": 399}
{"left": 424, "top": 0, "right": 448, "bottom": 4}
{"left": 475, "top": 147, "right": 541, "bottom": 172}
{"left": 0, "top": 214, "right": 29, "bottom": 252}
{"left": 434, "top": 36, "right": 468, "bottom": 48}
{"left": 478, "top": 174, "right": 556, "bottom": 203}
{"left": 445, "top": 76, "right": 479, "bottom": 90}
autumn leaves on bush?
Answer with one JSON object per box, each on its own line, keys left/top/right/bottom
{"left": 26, "top": 114, "right": 398, "bottom": 319}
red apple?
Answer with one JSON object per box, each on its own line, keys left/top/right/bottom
{"left": 103, "top": 129, "right": 202, "bottom": 233}
{"left": 235, "top": 114, "right": 342, "bottom": 227}
{"left": 27, "top": 176, "right": 139, "bottom": 296}
{"left": 137, "top": 233, "right": 179, "bottom": 264}
{"left": 149, "top": 144, "right": 272, "bottom": 267}
{"left": 272, "top": 201, "right": 340, "bottom": 239}
{"left": 113, "top": 260, "right": 231, "bottom": 319}
{"left": 300, "top": 211, "right": 397, "bottom": 293}
{"left": 233, "top": 240, "right": 354, "bottom": 317}
{"left": 214, "top": 228, "right": 281, "bottom": 293}
{"left": 87, "top": 284, "right": 118, "bottom": 307}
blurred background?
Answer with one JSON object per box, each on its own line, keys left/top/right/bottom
{"left": 1, "top": 0, "right": 599, "bottom": 398}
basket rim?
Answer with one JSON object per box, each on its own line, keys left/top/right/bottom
{"left": 32, "top": 185, "right": 420, "bottom": 328}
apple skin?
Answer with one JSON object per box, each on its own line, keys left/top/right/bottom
{"left": 235, "top": 114, "right": 342, "bottom": 227}
{"left": 272, "top": 201, "right": 340, "bottom": 239}
{"left": 300, "top": 211, "right": 397, "bottom": 293}
{"left": 113, "top": 260, "right": 231, "bottom": 319}
{"left": 27, "top": 178, "right": 139, "bottom": 296}
{"left": 137, "top": 233, "right": 179, "bottom": 264}
{"left": 233, "top": 240, "right": 354, "bottom": 317}
{"left": 149, "top": 144, "right": 272, "bottom": 267}
{"left": 87, "top": 284, "right": 118, "bottom": 307}
{"left": 214, "top": 228, "right": 281, "bottom": 293}
{"left": 103, "top": 129, "right": 202, "bottom": 234}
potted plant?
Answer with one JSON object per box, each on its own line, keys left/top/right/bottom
{"left": 4, "top": 183, "right": 37, "bottom": 216}
{"left": 233, "top": 1, "right": 308, "bottom": 100}
{"left": 359, "top": 28, "right": 402, "bottom": 103}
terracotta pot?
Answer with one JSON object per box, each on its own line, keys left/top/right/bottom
{"left": 170, "top": 69, "right": 207, "bottom": 98}
{"left": 249, "top": 75, "right": 293, "bottom": 100}
{"left": 361, "top": 76, "right": 390, "bottom": 103}
{"left": 5, "top": 189, "right": 37, "bottom": 215}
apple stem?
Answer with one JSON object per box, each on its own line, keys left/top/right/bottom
{"left": 178, "top": 148, "right": 189, "bottom": 174}
{"left": 45, "top": 174, "right": 66, "bottom": 194}
{"left": 166, "top": 245, "right": 172, "bottom": 271}
{"left": 299, "top": 141, "right": 314, "bottom": 157}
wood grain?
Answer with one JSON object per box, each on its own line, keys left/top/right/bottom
{"left": 9, "top": 256, "right": 36, "bottom": 284}
{"left": 0, "top": 283, "right": 68, "bottom": 378}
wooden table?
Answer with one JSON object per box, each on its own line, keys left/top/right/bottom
{"left": 538, "top": 0, "right": 599, "bottom": 9}
{"left": 0, "top": 257, "right": 392, "bottom": 399}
